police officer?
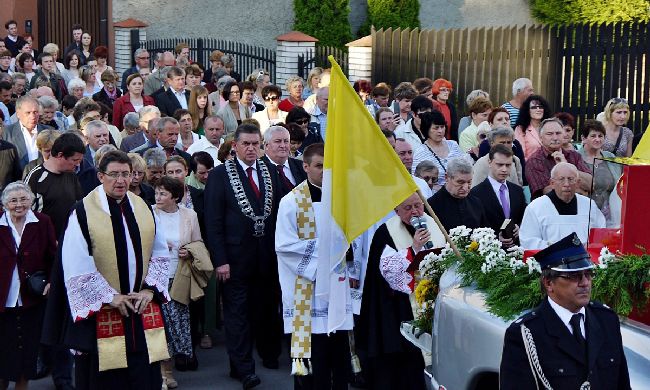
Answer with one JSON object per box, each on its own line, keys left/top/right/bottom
{"left": 499, "top": 233, "right": 631, "bottom": 390}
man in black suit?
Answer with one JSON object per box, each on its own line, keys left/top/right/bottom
{"left": 63, "top": 24, "right": 83, "bottom": 59}
{"left": 121, "top": 48, "right": 150, "bottom": 92}
{"left": 132, "top": 117, "right": 191, "bottom": 167}
{"left": 204, "top": 124, "right": 280, "bottom": 389}
{"left": 262, "top": 125, "right": 307, "bottom": 201}
{"left": 1, "top": 96, "right": 52, "bottom": 169}
{"left": 470, "top": 144, "right": 526, "bottom": 247}
{"left": 154, "top": 66, "right": 190, "bottom": 117}
{"left": 119, "top": 106, "right": 161, "bottom": 152}
{"left": 500, "top": 233, "right": 631, "bottom": 390}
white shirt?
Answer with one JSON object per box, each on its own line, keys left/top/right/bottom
{"left": 1, "top": 210, "right": 40, "bottom": 307}
{"left": 171, "top": 88, "right": 188, "bottom": 109}
{"left": 185, "top": 137, "right": 222, "bottom": 165}
{"left": 20, "top": 122, "right": 39, "bottom": 161}
{"left": 548, "top": 296, "right": 586, "bottom": 339}
{"left": 266, "top": 157, "right": 296, "bottom": 186}
{"left": 156, "top": 208, "right": 180, "bottom": 278}
{"left": 487, "top": 175, "right": 510, "bottom": 209}
{"left": 237, "top": 157, "right": 258, "bottom": 188}
{"left": 413, "top": 175, "right": 433, "bottom": 199}
{"left": 176, "top": 132, "right": 201, "bottom": 150}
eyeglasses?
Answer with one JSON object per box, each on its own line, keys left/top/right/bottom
{"left": 264, "top": 96, "right": 279, "bottom": 101}
{"left": 530, "top": 105, "right": 544, "bottom": 110}
{"left": 295, "top": 119, "right": 309, "bottom": 125}
{"left": 6, "top": 196, "right": 31, "bottom": 205}
{"left": 556, "top": 270, "right": 594, "bottom": 282}
{"left": 102, "top": 171, "right": 132, "bottom": 179}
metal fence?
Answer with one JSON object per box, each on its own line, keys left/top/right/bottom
{"left": 136, "top": 37, "right": 276, "bottom": 83}
{"left": 372, "top": 23, "right": 650, "bottom": 133}
{"left": 297, "top": 46, "right": 349, "bottom": 80}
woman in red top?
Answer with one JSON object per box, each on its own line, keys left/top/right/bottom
{"left": 112, "top": 73, "right": 155, "bottom": 130}
{"left": 431, "top": 78, "right": 459, "bottom": 141}
{"left": 278, "top": 76, "right": 305, "bottom": 112}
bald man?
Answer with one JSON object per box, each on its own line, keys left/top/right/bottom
{"left": 519, "top": 162, "right": 605, "bottom": 249}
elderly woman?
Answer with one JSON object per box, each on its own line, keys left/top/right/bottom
{"left": 188, "top": 85, "right": 212, "bottom": 136}
{"left": 248, "top": 69, "right": 271, "bottom": 106}
{"left": 127, "top": 152, "right": 155, "bottom": 205}
{"left": 217, "top": 81, "right": 251, "bottom": 135}
{"left": 252, "top": 84, "right": 287, "bottom": 134}
{"left": 67, "top": 77, "right": 86, "bottom": 100}
{"left": 430, "top": 78, "right": 459, "bottom": 141}
{"left": 92, "top": 70, "right": 122, "bottom": 108}
{"left": 0, "top": 182, "right": 56, "bottom": 390}
{"left": 221, "top": 54, "right": 241, "bottom": 82}
{"left": 22, "top": 129, "right": 60, "bottom": 179}
{"left": 414, "top": 160, "right": 441, "bottom": 194}
{"left": 61, "top": 50, "right": 80, "bottom": 85}
{"left": 279, "top": 76, "right": 305, "bottom": 112}
{"left": 208, "top": 74, "right": 233, "bottom": 113}
{"left": 121, "top": 112, "right": 141, "bottom": 139}
{"left": 411, "top": 110, "right": 467, "bottom": 186}
{"left": 579, "top": 119, "right": 622, "bottom": 226}
{"left": 112, "top": 74, "right": 155, "bottom": 130}
{"left": 153, "top": 176, "right": 202, "bottom": 386}
{"left": 92, "top": 144, "right": 117, "bottom": 167}
{"left": 80, "top": 65, "right": 100, "bottom": 97}
{"left": 143, "top": 148, "right": 167, "bottom": 186}
{"left": 458, "top": 97, "right": 493, "bottom": 152}
{"left": 458, "top": 89, "right": 490, "bottom": 135}
{"left": 38, "top": 95, "right": 65, "bottom": 130}
{"left": 357, "top": 192, "right": 445, "bottom": 390}
{"left": 600, "top": 98, "right": 634, "bottom": 157}
{"left": 471, "top": 127, "right": 524, "bottom": 187}
{"left": 513, "top": 94, "right": 552, "bottom": 159}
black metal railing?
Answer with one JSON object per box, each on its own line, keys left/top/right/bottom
{"left": 136, "top": 37, "right": 277, "bottom": 83}
{"left": 298, "top": 46, "right": 348, "bottom": 80}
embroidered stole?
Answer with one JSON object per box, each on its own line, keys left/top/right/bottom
{"left": 290, "top": 181, "right": 316, "bottom": 376}
{"left": 81, "top": 189, "right": 168, "bottom": 371}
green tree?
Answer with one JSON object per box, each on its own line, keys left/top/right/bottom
{"left": 294, "top": 0, "right": 353, "bottom": 48}
{"left": 530, "top": 0, "right": 650, "bottom": 24}
{"left": 358, "top": 0, "right": 420, "bottom": 37}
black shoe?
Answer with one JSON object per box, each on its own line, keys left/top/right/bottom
{"left": 175, "top": 355, "right": 188, "bottom": 371}
{"left": 241, "top": 373, "right": 261, "bottom": 389}
{"left": 186, "top": 353, "right": 198, "bottom": 371}
{"left": 262, "top": 359, "right": 279, "bottom": 369}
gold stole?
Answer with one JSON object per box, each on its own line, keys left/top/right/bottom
{"left": 82, "top": 189, "right": 169, "bottom": 371}
{"left": 290, "top": 181, "right": 316, "bottom": 376}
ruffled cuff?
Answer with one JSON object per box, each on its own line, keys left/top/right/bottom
{"left": 144, "top": 256, "right": 170, "bottom": 302}
{"left": 379, "top": 247, "right": 413, "bottom": 294}
{"left": 65, "top": 271, "right": 118, "bottom": 322}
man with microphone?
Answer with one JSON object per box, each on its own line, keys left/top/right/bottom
{"left": 356, "top": 192, "right": 446, "bottom": 390}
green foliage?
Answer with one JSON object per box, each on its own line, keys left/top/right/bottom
{"left": 294, "top": 0, "right": 353, "bottom": 48}
{"left": 592, "top": 253, "right": 650, "bottom": 316}
{"left": 530, "top": 0, "right": 650, "bottom": 24}
{"left": 358, "top": 0, "right": 420, "bottom": 37}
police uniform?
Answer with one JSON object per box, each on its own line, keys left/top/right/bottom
{"left": 499, "top": 233, "right": 631, "bottom": 390}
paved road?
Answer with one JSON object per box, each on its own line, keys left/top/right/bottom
{"left": 29, "top": 330, "right": 294, "bottom": 390}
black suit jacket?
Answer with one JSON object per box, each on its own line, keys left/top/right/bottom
{"left": 262, "top": 156, "right": 307, "bottom": 202}
{"left": 470, "top": 178, "right": 526, "bottom": 234}
{"left": 120, "top": 131, "right": 147, "bottom": 152}
{"left": 500, "top": 299, "right": 631, "bottom": 390}
{"left": 204, "top": 160, "right": 275, "bottom": 276}
{"left": 154, "top": 88, "right": 191, "bottom": 117}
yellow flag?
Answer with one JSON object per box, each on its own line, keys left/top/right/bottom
{"left": 324, "top": 56, "right": 418, "bottom": 244}
{"left": 316, "top": 56, "right": 418, "bottom": 332}
{"left": 632, "top": 123, "right": 650, "bottom": 160}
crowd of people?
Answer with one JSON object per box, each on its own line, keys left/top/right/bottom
{"left": 0, "top": 19, "right": 639, "bottom": 390}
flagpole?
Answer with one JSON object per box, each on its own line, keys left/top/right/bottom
{"left": 416, "top": 189, "right": 462, "bottom": 258}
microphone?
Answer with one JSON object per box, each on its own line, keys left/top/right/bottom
{"left": 409, "top": 216, "right": 434, "bottom": 250}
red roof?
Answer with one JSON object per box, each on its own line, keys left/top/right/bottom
{"left": 276, "top": 31, "right": 318, "bottom": 42}
{"left": 113, "top": 19, "right": 149, "bottom": 28}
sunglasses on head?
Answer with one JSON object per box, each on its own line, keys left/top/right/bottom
{"left": 610, "top": 97, "right": 628, "bottom": 104}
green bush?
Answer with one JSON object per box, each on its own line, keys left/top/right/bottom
{"left": 358, "top": 0, "right": 420, "bottom": 37}
{"left": 294, "top": 0, "right": 353, "bottom": 48}
{"left": 530, "top": 0, "right": 650, "bottom": 24}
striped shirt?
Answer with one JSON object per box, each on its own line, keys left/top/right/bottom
{"left": 501, "top": 102, "right": 519, "bottom": 128}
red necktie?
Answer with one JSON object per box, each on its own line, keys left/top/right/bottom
{"left": 277, "top": 164, "right": 295, "bottom": 191}
{"left": 246, "top": 166, "right": 261, "bottom": 199}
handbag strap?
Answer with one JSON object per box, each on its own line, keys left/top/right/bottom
{"left": 424, "top": 142, "right": 447, "bottom": 173}
{"left": 612, "top": 128, "right": 624, "bottom": 154}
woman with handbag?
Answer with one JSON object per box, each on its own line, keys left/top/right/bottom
{"left": 153, "top": 176, "right": 203, "bottom": 388}
{"left": 0, "top": 182, "right": 57, "bottom": 390}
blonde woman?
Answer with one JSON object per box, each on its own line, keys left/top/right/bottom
{"left": 189, "top": 85, "right": 212, "bottom": 136}
{"left": 303, "top": 66, "right": 323, "bottom": 99}
{"left": 600, "top": 98, "right": 634, "bottom": 157}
